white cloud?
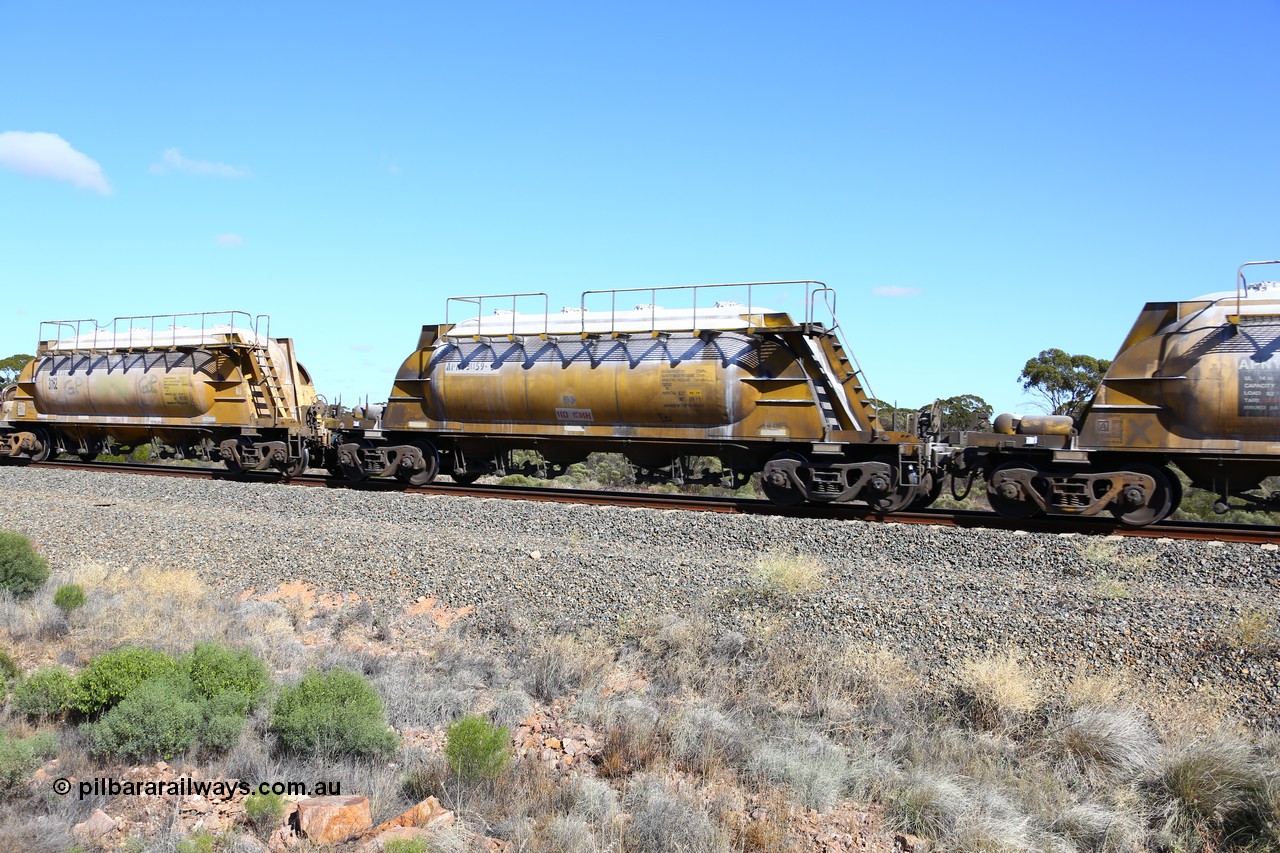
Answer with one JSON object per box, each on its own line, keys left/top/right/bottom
{"left": 0, "top": 131, "right": 112, "bottom": 194}
{"left": 151, "top": 148, "right": 249, "bottom": 177}
{"left": 214, "top": 233, "right": 244, "bottom": 248}
{"left": 872, "top": 286, "right": 922, "bottom": 298}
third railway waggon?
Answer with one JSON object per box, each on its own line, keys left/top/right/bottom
{"left": 334, "top": 282, "right": 942, "bottom": 511}
{"left": 952, "top": 260, "right": 1280, "bottom": 525}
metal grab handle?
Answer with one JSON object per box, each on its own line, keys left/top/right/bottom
{"left": 1236, "top": 260, "right": 1280, "bottom": 321}
{"left": 446, "top": 292, "right": 549, "bottom": 337}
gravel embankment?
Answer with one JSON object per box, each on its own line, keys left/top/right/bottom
{"left": 1, "top": 467, "right": 1277, "bottom": 722}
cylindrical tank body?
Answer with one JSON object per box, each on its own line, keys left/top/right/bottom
{"left": 993, "top": 413, "right": 1074, "bottom": 436}
{"left": 1096, "top": 294, "right": 1280, "bottom": 441}
{"left": 423, "top": 334, "right": 763, "bottom": 427}
{"left": 30, "top": 351, "right": 220, "bottom": 418}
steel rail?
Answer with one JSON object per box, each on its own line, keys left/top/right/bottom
{"left": 21, "top": 459, "right": 1280, "bottom": 545}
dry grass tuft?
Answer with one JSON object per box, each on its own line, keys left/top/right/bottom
{"left": 748, "top": 732, "right": 849, "bottom": 812}
{"left": 671, "top": 703, "right": 749, "bottom": 776}
{"left": 1224, "top": 608, "right": 1278, "bottom": 653}
{"left": 524, "top": 634, "right": 613, "bottom": 701}
{"left": 750, "top": 551, "right": 827, "bottom": 599}
{"left": 595, "top": 698, "right": 663, "bottom": 778}
{"left": 1146, "top": 734, "right": 1276, "bottom": 849}
{"left": 623, "top": 773, "right": 731, "bottom": 852}
{"left": 1054, "top": 706, "right": 1159, "bottom": 785}
{"left": 954, "top": 650, "right": 1041, "bottom": 730}
{"left": 69, "top": 565, "right": 223, "bottom": 655}
{"left": 887, "top": 770, "right": 969, "bottom": 839}
{"left": 1065, "top": 669, "right": 1131, "bottom": 709}
{"left": 1078, "top": 539, "right": 1157, "bottom": 575}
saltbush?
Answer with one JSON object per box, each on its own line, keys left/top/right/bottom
{"left": 0, "top": 531, "right": 49, "bottom": 598}
{"left": 52, "top": 583, "right": 87, "bottom": 614}
{"left": 12, "top": 666, "right": 80, "bottom": 719}
{"left": 383, "top": 839, "right": 429, "bottom": 853}
{"left": 86, "top": 676, "right": 204, "bottom": 760}
{"left": 0, "top": 732, "right": 58, "bottom": 790}
{"left": 75, "top": 646, "right": 177, "bottom": 715}
{"left": 244, "top": 789, "right": 286, "bottom": 834}
{"left": 269, "top": 669, "right": 399, "bottom": 757}
{"left": 182, "top": 641, "right": 270, "bottom": 713}
{"left": 444, "top": 714, "right": 511, "bottom": 780}
{"left": 200, "top": 691, "right": 250, "bottom": 751}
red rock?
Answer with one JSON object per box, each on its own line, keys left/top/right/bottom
{"left": 268, "top": 825, "right": 301, "bottom": 851}
{"left": 28, "top": 767, "right": 51, "bottom": 789}
{"left": 294, "top": 795, "right": 373, "bottom": 844}
{"left": 72, "top": 808, "right": 116, "bottom": 843}
{"left": 360, "top": 795, "right": 454, "bottom": 839}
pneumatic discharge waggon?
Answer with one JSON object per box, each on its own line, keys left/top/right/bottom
{"left": 334, "top": 281, "right": 942, "bottom": 513}
{"left": 947, "top": 260, "right": 1280, "bottom": 526}
{"left": 3, "top": 264, "right": 1279, "bottom": 529}
{"left": 0, "top": 312, "right": 329, "bottom": 476}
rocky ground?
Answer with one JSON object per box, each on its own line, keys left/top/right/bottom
{"left": 1, "top": 465, "right": 1277, "bottom": 725}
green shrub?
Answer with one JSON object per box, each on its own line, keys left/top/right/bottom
{"left": 444, "top": 714, "right": 511, "bottom": 780}
{"left": 176, "top": 831, "right": 216, "bottom": 853}
{"left": 200, "top": 691, "right": 249, "bottom": 751}
{"left": 181, "top": 641, "right": 270, "bottom": 713}
{"left": 12, "top": 666, "right": 81, "bottom": 719}
{"left": 383, "top": 839, "right": 429, "bottom": 853}
{"left": 269, "top": 669, "right": 399, "bottom": 757}
{"left": 498, "top": 474, "right": 545, "bottom": 487}
{"left": 0, "top": 530, "right": 50, "bottom": 598}
{"left": 244, "top": 790, "right": 286, "bottom": 834}
{"left": 53, "top": 583, "right": 87, "bottom": 614}
{"left": 0, "top": 731, "right": 58, "bottom": 790}
{"left": 76, "top": 646, "right": 177, "bottom": 716}
{"left": 85, "top": 675, "right": 203, "bottom": 760}
{"left": 0, "top": 646, "right": 18, "bottom": 689}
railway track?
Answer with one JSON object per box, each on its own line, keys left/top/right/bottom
{"left": 23, "top": 459, "right": 1280, "bottom": 545}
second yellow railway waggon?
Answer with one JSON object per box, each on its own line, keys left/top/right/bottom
{"left": 335, "top": 282, "right": 941, "bottom": 511}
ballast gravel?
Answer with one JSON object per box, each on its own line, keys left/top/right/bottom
{"left": 1, "top": 466, "right": 1277, "bottom": 723}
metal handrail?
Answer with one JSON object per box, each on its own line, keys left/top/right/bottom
{"left": 37, "top": 311, "right": 265, "bottom": 354}
{"left": 445, "top": 293, "right": 549, "bottom": 337}
{"left": 577, "top": 280, "right": 833, "bottom": 335}
{"left": 1234, "top": 260, "right": 1280, "bottom": 322}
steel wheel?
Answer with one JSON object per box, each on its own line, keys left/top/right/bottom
{"left": 908, "top": 471, "right": 943, "bottom": 510}
{"left": 395, "top": 441, "right": 439, "bottom": 486}
{"left": 451, "top": 469, "right": 483, "bottom": 485}
{"left": 987, "top": 461, "right": 1044, "bottom": 519}
{"left": 761, "top": 452, "right": 807, "bottom": 506}
{"left": 281, "top": 447, "right": 310, "bottom": 480}
{"left": 1109, "top": 463, "right": 1174, "bottom": 527}
{"left": 863, "top": 454, "right": 917, "bottom": 513}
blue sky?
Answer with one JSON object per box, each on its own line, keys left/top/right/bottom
{"left": 2, "top": 1, "right": 1277, "bottom": 413}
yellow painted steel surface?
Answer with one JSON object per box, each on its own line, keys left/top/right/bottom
{"left": 428, "top": 354, "right": 754, "bottom": 427}
{"left": 6, "top": 340, "right": 316, "bottom": 432}
{"left": 31, "top": 355, "right": 217, "bottom": 418}
{"left": 1080, "top": 294, "right": 1280, "bottom": 449}
{"left": 384, "top": 329, "right": 841, "bottom": 441}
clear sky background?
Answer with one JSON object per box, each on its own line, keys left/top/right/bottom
{"left": 2, "top": 1, "right": 1277, "bottom": 413}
